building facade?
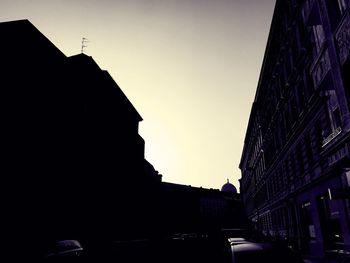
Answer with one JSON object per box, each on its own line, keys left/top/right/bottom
{"left": 160, "top": 181, "right": 245, "bottom": 236}
{"left": 0, "top": 19, "right": 162, "bottom": 260}
{"left": 240, "top": 0, "right": 350, "bottom": 259}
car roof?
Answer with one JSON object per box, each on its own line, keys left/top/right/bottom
{"left": 231, "top": 242, "right": 282, "bottom": 253}
{"left": 228, "top": 238, "right": 251, "bottom": 245}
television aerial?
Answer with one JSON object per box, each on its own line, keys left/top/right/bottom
{"left": 81, "top": 37, "right": 89, "bottom": 54}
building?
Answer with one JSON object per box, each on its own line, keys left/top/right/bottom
{"left": 239, "top": 0, "right": 350, "bottom": 259}
{"left": 159, "top": 180, "right": 245, "bottom": 236}
{"left": 0, "top": 19, "right": 162, "bottom": 260}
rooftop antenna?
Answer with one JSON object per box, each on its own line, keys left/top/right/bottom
{"left": 81, "top": 37, "right": 89, "bottom": 54}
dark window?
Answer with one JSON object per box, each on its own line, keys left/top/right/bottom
{"left": 325, "top": 0, "right": 343, "bottom": 31}
{"left": 333, "top": 108, "right": 342, "bottom": 128}
{"left": 305, "top": 135, "right": 314, "bottom": 167}
{"left": 289, "top": 154, "right": 296, "bottom": 183}
{"left": 342, "top": 57, "right": 350, "bottom": 106}
{"left": 291, "top": 96, "right": 299, "bottom": 123}
{"left": 280, "top": 117, "right": 286, "bottom": 143}
{"left": 278, "top": 160, "right": 290, "bottom": 191}
{"left": 285, "top": 105, "right": 291, "bottom": 132}
{"left": 297, "top": 144, "right": 304, "bottom": 176}
{"left": 280, "top": 70, "right": 286, "bottom": 93}
{"left": 273, "top": 125, "right": 280, "bottom": 153}
{"left": 300, "top": 202, "right": 315, "bottom": 243}
{"left": 322, "top": 105, "right": 333, "bottom": 139}
{"left": 315, "top": 120, "right": 323, "bottom": 149}
{"left": 286, "top": 49, "right": 293, "bottom": 77}
{"left": 297, "top": 14, "right": 306, "bottom": 45}
{"left": 291, "top": 36, "right": 299, "bottom": 62}
{"left": 304, "top": 66, "right": 315, "bottom": 98}
{"left": 296, "top": 79, "right": 306, "bottom": 110}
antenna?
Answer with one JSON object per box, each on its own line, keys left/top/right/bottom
{"left": 81, "top": 37, "right": 89, "bottom": 54}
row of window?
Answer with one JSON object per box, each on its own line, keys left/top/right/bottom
{"left": 252, "top": 111, "right": 332, "bottom": 204}
{"left": 258, "top": 207, "right": 287, "bottom": 236}
{"left": 260, "top": 0, "right": 347, "bottom": 136}
{"left": 256, "top": 191, "right": 345, "bottom": 247}
{"left": 241, "top": 0, "right": 348, "bottom": 202}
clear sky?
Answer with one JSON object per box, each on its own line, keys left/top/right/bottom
{"left": 1, "top": 0, "right": 276, "bottom": 191}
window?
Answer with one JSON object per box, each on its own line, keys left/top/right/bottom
{"left": 272, "top": 173, "right": 276, "bottom": 196}
{"left": 326, "top": 0, "right": 346, "bottom": 30}
{"left": 277, "top": 163, "right": 290, "bottom": 191}
{"left": 322, "top": 105, "right": 333, "bottom": 138}
{"left": 300, "top": 202, "right": 316, "bottom": 240}
{"left": 314, "top": 120, "right": 323, "bottom": 160}
{"left": 305, "top": 135, "right": 314, "bottom": 167}
{"left": 291, "top": 95, "right": 299, "bottom": 124}
{"left": 297, "top": 143, "right": 305, "bottom": 176}
{"left": 303, "top": 0, "right": 322, "bottom": 26}
{"left": 298, "top": 15, "right": 307, "bottom": 44}
{"left": 312, "top": 25, "right": 325, "bottom": 54}
{"left": 346, "top": 170, "right": 350, "bottom": 186}
{"left": 296, "top": 81, "right": 306, "bottom": 111}
{"left": 341, "top": 55, "right": 350, "bottom": 105}
{"left": 291, "top": 34, "right": 299, "bottom": 61}
{"left": 289, "top": 154, "right": 296, "bottom": 183}
{"left": 304, "top": 64, "right": 315, "bottom": 96}
{"left": 280, "top": 116, "right": 286, "bottom": 143}
{"left": 302, "top": 0, "right": 314, "bottom": 22}
{"left": 285, "top": 106, "right": 291, "bottom": 132}
{"left": 339, "top": 0, "right": 347, "bottom": 12}
{"left": 333, "top": 108, "right": 342, "bottom": 128}
{"left": 285, "top": 49, "right": 293, "bottom": 77}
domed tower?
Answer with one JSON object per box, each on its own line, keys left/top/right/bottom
{"left": 221, "top": 179, "right": 237, "bottom": 193}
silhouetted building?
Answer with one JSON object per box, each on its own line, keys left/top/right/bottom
{"left": 159, "top": 181, "right": 246, "bottom": 236}
{"left": 240, "top": 0, "right": 350, "bottom": 259}
{"left": 0, "top": 19, "right": 161, "bottom": 260}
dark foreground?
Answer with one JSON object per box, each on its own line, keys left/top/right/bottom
{"left": 40, "top": 233, "right": 310, "bottom": 263}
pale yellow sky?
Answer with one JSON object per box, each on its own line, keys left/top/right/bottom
{"left": 1, "top": 0, "right": 276, "bottom": 190}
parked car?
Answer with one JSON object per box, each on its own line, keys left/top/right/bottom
{"left": 228, "top": 237, "right": 251, "bottom": 246}
{"left": 229, "top": 241, "right": 304, "bottom": 263}
{"left": 44, "top": 240, "right": 84, "bottom": 262}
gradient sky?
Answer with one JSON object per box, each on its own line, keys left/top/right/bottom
{"left": 1, "top": 0, "right": 276, "bottom": 191}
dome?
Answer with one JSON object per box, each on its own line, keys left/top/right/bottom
{"left": 221, "top": 179, "right": 237, "bottom": 193}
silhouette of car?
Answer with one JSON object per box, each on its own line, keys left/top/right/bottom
{"left": 229, "top": 241, "right": 304, "bottom": 263}
{"left": 228, "top": 237, "right": 251, "bottom": 244}
{"left": 45, "top": 240, "right": 84, "bottom": 262}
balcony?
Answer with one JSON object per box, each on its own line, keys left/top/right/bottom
{"left": 322, "top": 126, "right": 342, "bottom": 147}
